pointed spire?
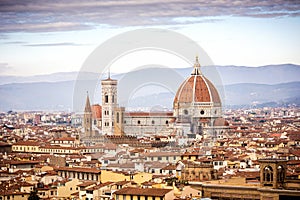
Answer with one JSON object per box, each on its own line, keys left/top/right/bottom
{"left": 84, "top": 91, "right": 92, "bottom": 112}
{"left": 191, "top": 56, "right": 201, "bottom": 75}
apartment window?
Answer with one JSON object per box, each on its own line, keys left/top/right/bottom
{"left": 158, "top": 156, "right": 162, "bottom": 161}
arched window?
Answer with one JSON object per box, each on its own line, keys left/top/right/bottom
{"left": 105, "top": 94, "right": 109, "bottom": 103}
{"left": 263, "top": 166, "right": 273, "bottom": 182}
{"left": 277, "top": 165, "right": 285, "bottom": 182}
{"left": 116, "top": 112, "right": 120, "bottom": 123}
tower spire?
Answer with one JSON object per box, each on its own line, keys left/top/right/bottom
{"left": 84, "top": 91, "right": 92, "bottom": 112}
{"left": 84, "top": 91, "right": 93, "bottom": 137}
{"left": 191, "top": 56, "right": 201, "bottom": 75}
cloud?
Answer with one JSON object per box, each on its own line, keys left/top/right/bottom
{"left": 4, "top": 41, "right": 26, "bottom": 44}
{"left": 0, "top": 63, "right": 13, "bottom": 73}
{"left": 0, "top": 0, "right": 299, "bottom": 33}
{"left": 23, "top": 42, "right": 86, "bottom": 47}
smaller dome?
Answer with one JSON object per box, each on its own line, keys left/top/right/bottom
{"left": 92, "top": 104, "right": 102, "bottom": 119}
{"left": 213, "top": 118, "right": 229, "bottom": 127}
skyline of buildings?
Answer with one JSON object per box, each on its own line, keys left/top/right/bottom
{"left": 0, "top": 54, "right": 300, "bottom": 199}
{"left": 0, "top": 1, "right": 299, "bottom": 199}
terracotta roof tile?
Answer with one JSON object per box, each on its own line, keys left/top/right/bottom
{"left": 114, "top": 187, "right": 172, "bottom": 196}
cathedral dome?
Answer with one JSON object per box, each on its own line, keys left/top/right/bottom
{"left": 173, "top": 57, "right": 221, "bottom": 106}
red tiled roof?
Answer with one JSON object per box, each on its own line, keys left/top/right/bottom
{"left": 55, "top": 166, "right": 101, "bottom": 173}
{"left": 114, "top": 187, "right": 172, "bottom": 196}
{"left": 53, "top": 137, "right": 75, "bottom": 141}
{"left": 13, "top": 141, "right": 40, "bottom": 146}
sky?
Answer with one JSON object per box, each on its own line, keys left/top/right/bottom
{"left": 0, "top": 0, "right": 300, "bottom": 76}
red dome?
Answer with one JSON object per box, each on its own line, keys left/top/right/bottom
{"left": 213, "top": 117, "right": 229, "bottom": 126}
{"left": 173, "top": 57, "right": 221, "bottom": 105}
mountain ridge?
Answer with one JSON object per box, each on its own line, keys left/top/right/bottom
{"left": 0, "top": 81, "right": 299, "bottom": 112}
{"left": 0, "top": 64, "right": 299, "bottom": 85}
{"left": 0, "top": 63, "right": 299, "bottom": 111}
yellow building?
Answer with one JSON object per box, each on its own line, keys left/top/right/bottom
{"left": 132, "top": 172, "right": 152, "bottom": 185}
{"left": 101, "top": 170, "right": 129, "bottom": 183}
{"left": 56, "top": 178, "right": 81, "bottom": 199}
{"left": 12, "top": 140, "right": 40, "bottom": 153}
{"left": 56, "top": 166, "right": 101, "bottom": 181}
{"left": 100, "top": 170, "right": 152, "bottom": 185}
{"left": 0, "top": 191, "right": 30, "bottom": 200}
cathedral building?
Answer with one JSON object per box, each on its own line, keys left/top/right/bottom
{"left": 173, "top": 56, "right": 226, "bottom": 145}
{"left": 82, "top": 56, "right": 228, "bottom": 144}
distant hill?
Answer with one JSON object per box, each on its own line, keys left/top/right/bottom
{"left": 0, "top": 81, "right": 75, "bottom": 111}
{"left": 0, "top": 64, "right": 299, "bottom": 111}
{"left": 0, "top": 64, "right": 299, "bottom": 85}
{"left": 0, "top": 81, "right": 299, "bottom": 112}
{"left": 215, "top": 64, "right": 300, "bottom": 85}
